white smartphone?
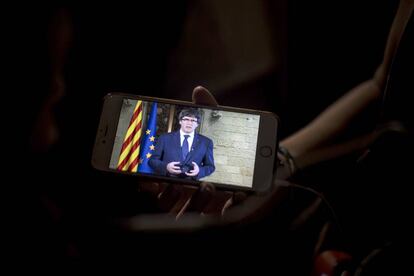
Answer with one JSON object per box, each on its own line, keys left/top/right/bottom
{"left": 92, "top": 93, "right": 279, "bottom": 193}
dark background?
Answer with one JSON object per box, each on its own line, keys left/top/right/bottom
{"left": 17, "top": 0, "right": 398, "bottom": 141}
{"left": 9, "top": 0, "right": 404, "bottom": 273}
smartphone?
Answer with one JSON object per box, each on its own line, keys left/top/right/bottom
{"left": 92, "top": 93, "right": 279, "bottom": 193}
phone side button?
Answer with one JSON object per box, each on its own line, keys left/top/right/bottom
{"left": 259, "top": 146, "right": 272, "bottom": 157}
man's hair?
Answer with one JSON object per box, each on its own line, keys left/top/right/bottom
{"left": 178, "top": 108, "right": 202, "bottom": 123}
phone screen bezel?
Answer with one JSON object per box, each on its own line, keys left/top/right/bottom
{"left": 92, "top": 92, "right": 279, "bottom": 193}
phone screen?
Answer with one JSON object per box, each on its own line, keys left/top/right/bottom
{"left": 108, "top": 99, "right": 261, "bottom": 188}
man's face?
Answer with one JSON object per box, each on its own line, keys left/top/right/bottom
{"left": 179, "top": 116, "right": 199, "bottom": 133}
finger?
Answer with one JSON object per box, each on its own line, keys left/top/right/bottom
{"left": 172, "top": 164, "right": 181, "bottom": 169}
{"left": 138, "top": 181, "right": 162, "bottom": 196}
{"left": 232, "top": 191, "right": 248, "bottom": 205}
{"left": 221, "top": 196, "right": 234, "bottom": 215}
{"left": 191, "top": 162, "right": 199, "bottom": 171}
{"left": 170, "top": 185, "right": 198, "bottom": 218}
{"left": 202, "top": 190, "right": 234, "bottom": 215}
{"left": 185, "top": 171, "right": 196, "bottom": 176}
{"left": 185, "top": 182, "right": 216, "bottom": 213}
{"left": 157, "top": 184, "right": 184, "bottom": 212}
{"left": 192, "top": 86, "right": 218, "bottom": 106}
{"left": 156, "top": 184, "right": 201, "bottom": 219}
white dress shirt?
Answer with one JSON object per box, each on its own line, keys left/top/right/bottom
{"left": 180, "top": 130, "right": 194, "bottom": 153}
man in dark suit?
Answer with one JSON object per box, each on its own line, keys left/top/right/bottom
{"left": 149, "top": 108, "right": 215, "bottom": 180}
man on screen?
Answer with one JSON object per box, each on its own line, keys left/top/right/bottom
{"left": 149, "top": 108, "right": 215, "bottom": 180}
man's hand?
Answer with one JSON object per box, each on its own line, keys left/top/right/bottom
{"left": 185, "top": 162, "right": 200, "bottom": 177}
{"left": 166, "top": 161, "right": 182, "bottom": 174}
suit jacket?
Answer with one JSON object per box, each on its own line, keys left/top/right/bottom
{"left": 148, "top": 131, "right": 215, "bottom": 180}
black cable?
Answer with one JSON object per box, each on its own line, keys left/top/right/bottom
{"left": 276, "top": 181, "right": 343, "bottom": 234}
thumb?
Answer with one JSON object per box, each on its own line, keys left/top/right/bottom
{"left": 192, "top": 86, "right": 218, "bottom": 106}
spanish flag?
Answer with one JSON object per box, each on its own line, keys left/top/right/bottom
{"left": 117, "top": 100, "right": 143, "bottom": 172}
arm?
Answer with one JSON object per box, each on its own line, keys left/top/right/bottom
{"left": 281, "top": 75, "right": 382, "bottom": 159}
{"left": 148, "top": 135, "right": 168, "bottom": 175}
{"left": 281, "top": 1, "right": 414, "bottom": 168}
{"left": 197, "top": 139, "right": 215, "bottom": 179}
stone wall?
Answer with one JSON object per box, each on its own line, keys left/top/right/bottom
{"left": 199, "top": 109, "right": 260, "bottom": 187}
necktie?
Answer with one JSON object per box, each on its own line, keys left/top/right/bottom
{"left": 182, "top": 135, "right": 190, "bottom": 160}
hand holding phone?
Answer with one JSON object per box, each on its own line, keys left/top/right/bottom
{"left": 92, "top": 86, "right": 279, "bottom": 216}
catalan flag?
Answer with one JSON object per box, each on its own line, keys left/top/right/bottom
{"left": 138, "top": 102, "right": 158, "bottom": 173}
{"left": 117, "top": 100, "right": 143, "bottom": 172}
